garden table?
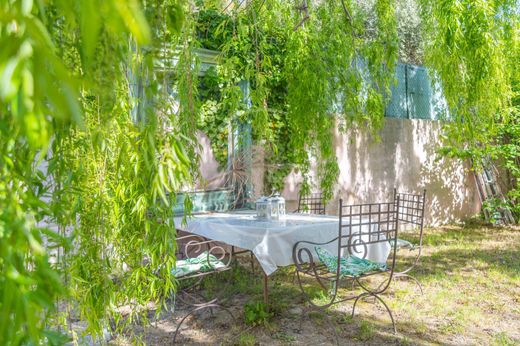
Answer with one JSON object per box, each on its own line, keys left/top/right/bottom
{"left": 174, "top": 210, "right": 390, "bottom": 303}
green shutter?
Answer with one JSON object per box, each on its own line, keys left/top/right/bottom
{"left": 385, "top": 64, "right": 408, "bottom": 119}
{"left": 407, "top": 66, "right": 432, "bottom": 120}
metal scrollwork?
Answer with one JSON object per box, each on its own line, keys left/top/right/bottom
{"left": 292, "top": 198, "right": 401, "bottom": 338}
{"left": 172, "top": 233, "right": 234, "bottom": 344}
{"left": 347, "top": 236, "right": 368, "bottom": 259}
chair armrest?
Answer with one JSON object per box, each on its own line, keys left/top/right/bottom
{"left": 176, "top": 235, "right": 232, "bottom": 265}
{"left": 292, "top": 237, "right": 338, "bottom": 271}
{"left": 176, "top": 234, "right": 207, "bottom": 242}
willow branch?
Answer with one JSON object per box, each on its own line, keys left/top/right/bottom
{"left": 293, "top": 0, "right": 310, "bottom": 31}
{"left": 340, "top": 0, "right": 353, "bottom": 24}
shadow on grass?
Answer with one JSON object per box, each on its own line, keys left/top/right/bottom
{"left": 401, "top": 224, "right": 506, "bottom": 247}
{"left": 167, "top": 276, "right": 460, "bottom": 346}
{"left": 127, "top": 226, "right": 520, "bottom": 345}
{"left": 232, "top": 268, "right": 458, "bottom": 345}
{"left": 395, "top": 225, "right": 520, "bottom": 280}
{"left": 415, "top": 247, "right": 520, "bottom": 280}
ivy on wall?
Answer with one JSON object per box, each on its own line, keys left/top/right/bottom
{"left": 195, "top": 0, "right": 519, "bottom": 220}
{"left": 194, "top": 1, "right": 398, "bottom": 198}
{"left": 198, "top": 67, "right": 231, "bottom": 167}
{"left": 196, "top": 11, "right": 293, "bottom": 193}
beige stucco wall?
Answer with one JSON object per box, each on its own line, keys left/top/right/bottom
{"left": 280, "top": 118, "right": 480, "bottom": 226}
{"left": 198, "top": 118, "right": 480, "bottom": 225}
{"left": 195, "top": 131, "right": 228, "bottom": 189}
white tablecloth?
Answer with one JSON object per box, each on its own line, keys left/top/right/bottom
{"left": 174, "top": 210, "right": 390, "bottom": 275}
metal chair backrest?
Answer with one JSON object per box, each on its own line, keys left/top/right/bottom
{"left": 337, "top": 198, "right": 400, "bottom": 276}
{"left": 393, "top": 189, "right": 426, "bottom": 236}
{"left": 297, "top": 192, "right": 326, "bottom": 215}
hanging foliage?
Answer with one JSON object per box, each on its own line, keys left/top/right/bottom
{"left": 421, "top": 0, "right": 517, "bottom": 147}
{"left": 1, "top": 0, "right": 519, "bottom": 344}
{"left": 421, "top": 0, "right": 519, "bottom": 219}
{"left": 0, "top": 0, "right": 191, "bottom": 343}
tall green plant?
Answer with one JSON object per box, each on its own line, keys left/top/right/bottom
{"left": 421, "top": 0, "right": 517, "bottom": 147}
{"left": 1, "top": 0, "right": 519, "bottom": 344}
{"left": 421, "top": 0, "right": 519, "bottom": 220}
{"left": 0, "top": 0, "right": 191, "bottom": 343}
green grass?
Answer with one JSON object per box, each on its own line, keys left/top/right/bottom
{"left": 235, "top": 332, "right": 256, "bottom": 346}
{"left": 244, "top": 301, "right": 273, "bottom": 326}
{"left": 272, "top": 331, "right": 296, "bottom": 343}
{"left": 236, "top": 224, "right": 520, "bottom": 345}
{"left": 386, "top": 224, "right": 519, "bottom": 344}
{"left": 494, "top": 332, "right": 517, "bottom": 346}
{"left": 355, "top": 320, "right": 375, "bottom": 341}
{"left": 121, "top": 223, "right": 520, "bottom": 345}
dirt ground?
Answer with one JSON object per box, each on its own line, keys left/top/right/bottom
{"left": 110, "top": 224, "right": 520, "bottom": 345}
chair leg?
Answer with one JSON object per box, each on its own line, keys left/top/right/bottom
{"left": 372, "top": 294, "right": 397, "bottom": 334}
{"left": 374, "top": 275, "right": 392, "bottom": 294}
{"left": 351, "top": 292, "right": 369, "bottom": 318}
{"left": 395, "top": 273, "right": 423, "bottom": 295}
{"left": 231, "top": 246, "right": 237, "bottom": 267}
{"left": 294, "top": 270, "right": 337, "bottom": 309}
{"left": 350, "top": 278, "right": 357, "bottom": 290}
{"left": 351, "top": 292, "right": 397, "bottom": 334}
{"left": 173, "top": 301, "right": 235, "bottom": 344}
{"left": 322, "top": 309, "right": 340, "bottom": 346}
{"left": 231, "top": 247, "right": 255, "bottom": 274}
{"left": 250, "top": 252, "right": 255, "bottom": 275}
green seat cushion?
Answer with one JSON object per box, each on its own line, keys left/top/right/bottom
{"left": 389, "top": 238, "right": 415, "bottom": 250}
{"left": 314, "top": 247, "right": 387, "bottom": 278}
{"left": 172, "top": 251, "right": 226, "bottom": 278}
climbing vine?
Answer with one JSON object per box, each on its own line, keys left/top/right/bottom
{"left": 194, "top": 0, "right": 399, "bottom": 198}
{"left": 195, "top": 0, "right": 519, "bottom": 219}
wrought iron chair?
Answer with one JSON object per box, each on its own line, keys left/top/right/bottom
{"left": 392, "top": 188, "right": 427, "bottom": 294}
{"left": 292, "top": 198, "right": 400, "bottom": 338}
{"left": 171, "top": 234, "right": 235, "bottom": 344}
{"left": 290, "top": 192, "right": 328, "bottom": 282}
{"left": 296, "top": 192, "right": 327, "bottom": 214}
